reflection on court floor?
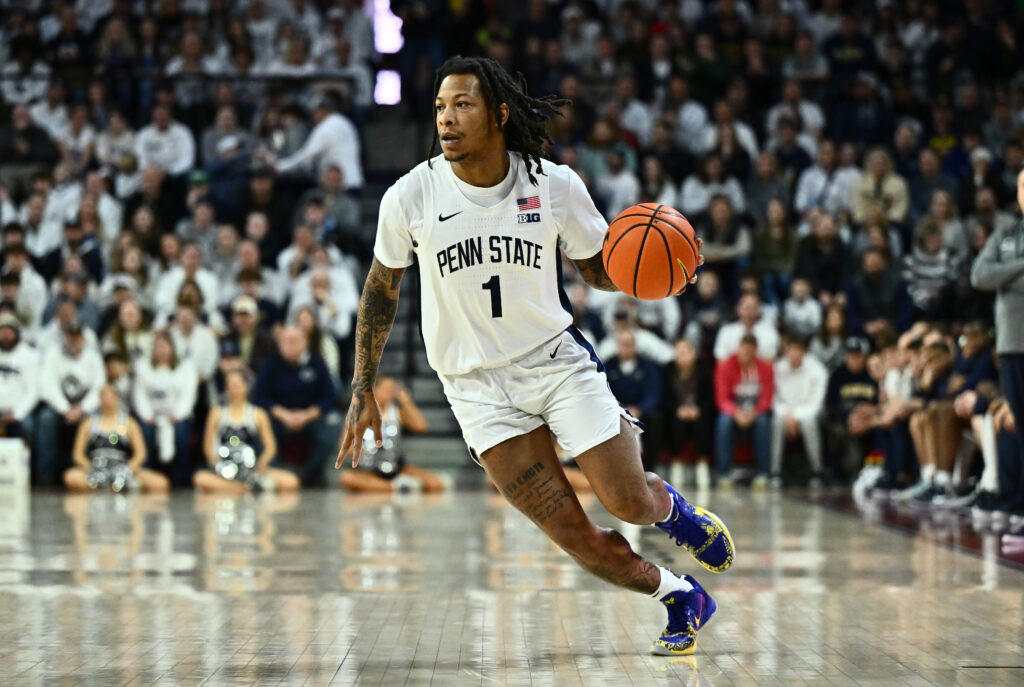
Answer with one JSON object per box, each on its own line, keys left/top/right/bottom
{"left": 0, "top": 488, "right": 1022, "bottom": 686}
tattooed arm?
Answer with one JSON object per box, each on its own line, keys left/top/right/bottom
{"left": 572, "top": 253, "right": 618, "bottom": 291}
{"left": 335, "top": 258, "right": 405, "bottom": 468}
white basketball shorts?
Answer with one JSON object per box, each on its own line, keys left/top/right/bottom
{"left": 438, "top": 326, "right": 640, "bottom": 461}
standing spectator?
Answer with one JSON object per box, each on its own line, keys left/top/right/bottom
{"left": 902, "top": 220, "right": 963, "bottom": 321}
{"left": 134, "top": 105, "right": 196, "bottom": 177}
{"left": 714, "top": 334, "right": 774, "bottom": 487}
{"left": 200, "top": 105, "right": 253, "bottom": 166}
{"left": 28, "top": 81, "right": 69, "bottom": 141}
{"left": 0, "top": 313, "right": 39, "bottom": 444}
{"left": 825, "top": 336, "right": 879, "bottom": 482}
{"left": 662, "top": 339, "right": 715, "bottom": 491}
{"left": 274, "top": 94, "right": 363, "bottom": 191}
{"left": 971, "top": 170, "right": 1024, "bottom": 530}
{"left": 133, "top": 331, "right": 199, "bottom": 486}
{"left": 852, "top": 148, "right": 909, "bottom": 227}
{"left": 169, "top": 302, "right": 219, "bottom": 384}
{"left": 771, "top": 336, "right": 828, "bottom": 486}
{"left": 0, "top": 37, "right": 51, "bottom": 107}
{"left": 35, "top": 321, "right": 104, "bottom": 486}
{"left": 253, "top": 325, "right": 338, "bottom": 487}
{"left": 0, "top": 105, "right": 60, "bottom": 198}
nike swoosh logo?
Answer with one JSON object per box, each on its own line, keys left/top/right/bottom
{"left": 549, "top": 342, "right": 561, "bottom": 358}
{"left": 438, "top": 211, "right": 463, "bottom": 222}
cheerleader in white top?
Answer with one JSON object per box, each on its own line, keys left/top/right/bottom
{"left": 194, "top": 370, "right": 300, "bottom": 494}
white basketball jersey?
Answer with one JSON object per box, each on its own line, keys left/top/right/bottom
{"left": 374, "top": 153, "right": 607, "bottom": 375}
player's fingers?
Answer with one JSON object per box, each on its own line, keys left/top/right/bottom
{"left": 334, "top": 429, "right": 352, "bottom": 469}
{"left": 350, "top": 429, "right": 365, "bottom": 468}
{"left": 371, "top": 414, "right": 383, "bottom": 447}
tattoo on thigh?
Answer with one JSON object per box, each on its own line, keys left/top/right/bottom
{"left": 500, "top": 461, "right": 570, "bottom": 525}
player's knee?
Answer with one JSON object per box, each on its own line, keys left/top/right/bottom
{"left": 145, "top": 471, "right": 170, "bottom": 493}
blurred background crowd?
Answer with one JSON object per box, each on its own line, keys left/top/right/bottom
{"left": 0, "top": 0, "right": 1022, "bottom": 524}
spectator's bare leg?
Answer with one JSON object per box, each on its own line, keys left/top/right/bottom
{"left": 339, "top": 469, "right": 397, "bottom": 492}
{"left": 931, "top": 402, "right": 960, "bottom": 475}
{"left": 400, "top": 464, "right": 445, "bottom": 492}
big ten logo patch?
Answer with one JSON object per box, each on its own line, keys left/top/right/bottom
{"left": 517, "top": 212, "right": 540, "bottom": 224}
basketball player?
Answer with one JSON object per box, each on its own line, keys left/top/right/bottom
{"left": 336, "top": 56, "right": 734, "bottom": 655}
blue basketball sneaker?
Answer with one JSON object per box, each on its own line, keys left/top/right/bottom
{"left": 651, "top": 574, "right": 717, "bottom": 655}
{"left": 655, "top": 482, "right": 735, "bottom": 573}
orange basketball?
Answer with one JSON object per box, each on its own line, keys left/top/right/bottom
{"left": 601, "top": 203, "right": 699, "bottom": 300}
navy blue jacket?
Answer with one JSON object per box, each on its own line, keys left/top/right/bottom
{"left": 606, "top": 354, "right": 662, "bottom": 419}
{"left": 253, "top": 351, "right": 337, "bottom": 414}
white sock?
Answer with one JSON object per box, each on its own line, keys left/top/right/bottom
{"left": 934, "top": 470, "right": 951, "bottom": 487}
{"left": 651, "top": 565, "right": 694, "bottom": 599}
{"left": 921, "top": 464, "right": 935, "bottom": 483}
{"left": 655, "top": 485, "right": 677, "bottom": 524}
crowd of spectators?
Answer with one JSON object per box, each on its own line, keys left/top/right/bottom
{"left": 1, "top": 0, "right": 1024, "bottom": 528}
{"left": 0, "top": 0, "right": 373, "bottom": 488}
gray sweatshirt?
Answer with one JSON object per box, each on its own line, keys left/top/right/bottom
{"left": 971, "top": 217, "right": 1024, "bottom": 354}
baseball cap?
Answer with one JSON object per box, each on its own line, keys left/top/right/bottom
{"left": 844, "top": 336, "right": 870, "bottom": 354}
{"left": 232, "top": 295, "right": 259, "bottom": 315}
{"left": 188, "top": 169, "right": 209, "bottom": 185}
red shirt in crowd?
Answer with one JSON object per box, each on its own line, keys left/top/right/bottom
{"left": 714, "top": 355, "right": 774, "bottom": 415}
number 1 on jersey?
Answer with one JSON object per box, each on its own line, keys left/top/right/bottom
{"left": 481, "top": 275, "right": 502, "bottom": 317}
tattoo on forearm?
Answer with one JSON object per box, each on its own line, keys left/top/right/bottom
{"left": 574, "top": 254, "right": 618, "bottom": 291}
{"left": 351, "top": 259, "right": 404, "bottom": 399}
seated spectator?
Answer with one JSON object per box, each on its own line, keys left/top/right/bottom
{"left": 225, "top": 296, "right": 277, "bottom": 374}
{"left": 966, "top": 187, "right": 1015, "bottom": 238}
{"left": 745, "top": 153, "right": 787, "bottom": 223}
{"left": 782, "top": 278, "right": 823, "bottom": 340}
{"left": 662, "top": 339, "right": 715, "bottom": 490}
{"left": 902, "top": 220, "right": 964, "bottom": 321}
{"left": 846, "top": 247, "right": 912, "bottom": 339}
{"left": 793, "top": 212, "right": 851, "bottom": 311}
{"left": 639, "top": 156, "right": 679, "bottom": 208}
{"left": 902, "top": 341, "right": 959, "bottom": 502}
{"left": 169, "top": 302, "right": 219, "bottom": 384}
{"left": 768, "top": 117, "right": 813, "bottom": 188}
{"left": 771, "top": 336, "right": 828, "bottom": 486}
{"left": 253, "top": 325, "right": 338, "bottom": 487}
{"left": 104, "top": 350, "right": 131, "bottom": 404}
{"left": 44, "top": 215, "right": 104, "bottom": 284}
{"left": 682, "top": 270, "right": 730, "bottom": 360}
{"left": 154, "top": 242, "right": 219, "bottom": 324}
{"left": 200, "top": 105, "right": 253, "bottom": 166}
{"left": 908, "top": 148, "right": 957, "bottom": 226}
{"left": 680, "top": 153, "right": 746, "bottom": 218}
{"left": 714, "top": 294, "right": 780, "bottom": 362}
{"left": 698, "top": 195, "right": 752, "bottom": 294}
{"left": 0, "top": 313, "right": 39, "bottom": 443}
{"left": 55, "top": 104, "right": 94, "bottom": 174}
{"left": 872, "top": 335, "right": 922, "bottom": 491}
{"left": 28, "top": 81, "right": 68, "bottom": 141}
{"left": 782, "top": 30, "right": 829, "bottom": 100}
{"left": 100, "top": 246, "right": 154, "bottom": 312}
{"left": 596, "top": 299, "right": 675, "bottom": 365}
{"left": 852, "top": 148, "right": 908, "bottom": 228}
{"left": 17, "top": 193, "right": 64, "bottom": 262}
{"left": 134, "top": 105, "right": 195, "bottom": 177}
{"left": 207, "top": 224, "right": 240, "bottom": 286}
{"left": 132, "top": 331, "right": 199, "bottom": 486}
{"left": 339, "top": 377, "right": 444, "bottom": 493}
{"left": 754, "top": 198, "right": 797, "bottom": 305}
{"left": 36, "top": 321, "right": 105, "bottom": 486}
{"left": 175, "top": 197, "right": 219, "bottom": 258}
{"left": 958, "top": 147, "right": 1002, "bottom": 216}
{"left": 293, "top": 305, "right": 342, "bottom": 381}
{"left": 699, "top": 99, "right": 759, "bottom": 161}
{"left": 794, "top": 140, "right": 857, "bottom": 219}
{"left": 595, "top": 148, "right": 640, "bottom": 221}
{"left": 825, "top": 337, "right": 879, "bottom": 482}
{"left": 277, "top": 224, "right": 344, "bottom": 282}
{"left": 64, "top": 385, "right": 169, "bottom": 493}
{"left": 94, "top": 111, "right": 136, "bottom": 178}
{"left": 294, "top": 165, "right": 362, "bottom": 256}
{"left": 712, "top": 122, "right": 752, "bottom": 182}
{"left": 0, "top": 105, "right": 59, "bottom": 198}
{"left": 714, "top": 334, "right": 774, "bottom": 487}
{"left": 102, "top": 299, "right": 153, "bottom": 364}
{"left": 194, "top": 369, "right": 300, "bottom": 494}
{"left": 606, "top": 330, "right": 662, "bottom": 465}
{"left": 766, "top": 79, "right": 825, "bottom": 143}
{"left": 829, "top": 72, "right": 891, "bottom": 146}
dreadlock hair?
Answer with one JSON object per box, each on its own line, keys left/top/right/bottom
{"left": 427, "top": 56, "right": 571, "bottom": 186}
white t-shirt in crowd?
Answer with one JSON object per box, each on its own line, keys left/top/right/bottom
{"left": 374, "top": 153, "right": 607, "bottom": 376}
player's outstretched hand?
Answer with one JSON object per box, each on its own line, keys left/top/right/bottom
{"left": 672, "top": 237, "right": 704, "bottom": 296}
{"left": 335, "top": 391, "right": 383, "bottom": 469}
